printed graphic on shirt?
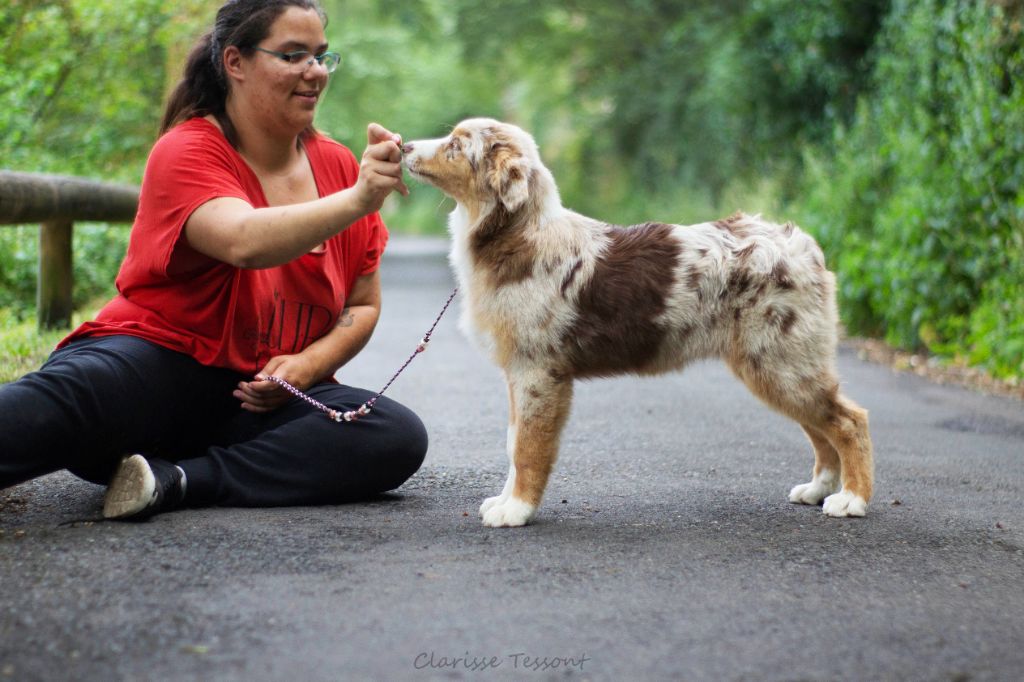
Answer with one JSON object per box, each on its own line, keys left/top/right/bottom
{"left": 247, "top": 289, "right": 341, "bottom": 370}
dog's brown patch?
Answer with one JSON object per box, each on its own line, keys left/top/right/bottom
{"left": 734, "top": 243, "right": 757, "bottom": 261}
{"left": 771, "top": 261, "right": 794, "bottom": 290}
{"left": 560, "top": 259, "right": 584, "bottom": 296}
{"left": 449, "top": 130, "right": 478, "bottom": 172}
{"left": 726, "top": 266, "right": 754, "bottom": 298}
{"left": 686, "top": 264, "right": 706, "bottom": 302}
{"left": 562, "top": 222, "right": 681, "bottom": 378}
{"left": 471, "top": 205, "right": 532, "bottom": 286}
{"left": 470, "top": 204, "right": 535, "bottom": 288}
{"left": 714, "top": 212, "right": 745, "bottom": 233}
{"left": 780, "top": 308, "right": 799, "bottom": 334}
{"left": 763, "top": 306, "right": 799, "bottom": 334}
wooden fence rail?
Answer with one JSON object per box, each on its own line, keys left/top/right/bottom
{"left": 0, "top": 171, "right": 139, "bottom": 330}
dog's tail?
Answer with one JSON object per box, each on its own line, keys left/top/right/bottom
{"left": 782, "top": 221, "right": 828, "bottom": 274}
{"left": 725, "top": 214, "right": 830, "bottom": 289}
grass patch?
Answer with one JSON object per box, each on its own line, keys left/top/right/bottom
{"left": 0, "top": 301, "right": 106, "bottom": 384}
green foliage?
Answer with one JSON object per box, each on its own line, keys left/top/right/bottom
{"left": 447, "top": 0, "right": 886, "bottom": 202}
{"left": 796, "top": 0, "right": 1024, "bottom": 379}
{"left": 0, "top": 0, "right": 172, "bottom": 330}
{"left": 0, "top": 225, "right": 126, "bottom": 321}
{"left": 318, "top": 0, "right": 502, "bottom": 142}
{"left": 0, "top": 228, "right": 37, "bottom": 319}
{"left": 1, "top": 0, "right": 1021, "bottom": 380}
{"left": 0, "top": 301, "right": 106, "bottom": 384}
{"left": 0, "top": 0, "right": 172, "bottom": 180}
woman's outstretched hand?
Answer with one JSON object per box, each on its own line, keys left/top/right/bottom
{"left": 352, "top": 123, "right": 409, "bottom": 215}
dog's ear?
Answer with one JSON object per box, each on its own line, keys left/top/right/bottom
{"left": 486, "top": 141, "right": 530, "bottom": 212}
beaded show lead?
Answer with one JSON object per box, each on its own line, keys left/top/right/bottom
{"left": 264, "top": 286, "right": 459, "bottom": 423}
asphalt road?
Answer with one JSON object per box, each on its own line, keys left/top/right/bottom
{"left": 2, "top": 238, "right": 1023, "bottom": 681}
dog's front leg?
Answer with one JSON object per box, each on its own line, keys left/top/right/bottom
{"left": 480, "top": 370, "right": 573, "bottom": 527}
{"left": 479, "top": 378, "right": 519, "bottom": 517}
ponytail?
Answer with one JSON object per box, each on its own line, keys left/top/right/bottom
{"left": 160, "top": 32, "right": 228, "bottom": 135}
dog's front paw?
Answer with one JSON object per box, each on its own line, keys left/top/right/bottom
{"left": 789, "top": 469, "right": 838, "bottom": 506}
{"left": 479, "top": 494, "right": 506, "bottom": 517}
{"left": 481, "top": 497, "right": 536, "bottom": 527}
{"left": 822, "top": 489, "right": 868, "bottom": 517}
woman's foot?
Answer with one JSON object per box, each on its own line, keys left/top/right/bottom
{"left": 103, "top": 454, "right": 186, "bottom": 520}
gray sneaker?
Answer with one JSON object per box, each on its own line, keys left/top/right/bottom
{"left": 103, "top": 454, "right": 186, "bottom": 520}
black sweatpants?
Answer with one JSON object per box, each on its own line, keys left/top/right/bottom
{"left": 0, "top": 335, "right": 428, "bottom": 508}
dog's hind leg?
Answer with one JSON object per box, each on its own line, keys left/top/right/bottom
{"left": 788, "top": 424, "right": 841, "bottom": 505}
{"left": 813, "top": 393, "right": 873, "bottom": 517}
{"left": 732, "top": 360, "right": 874, "bottom": 517}
{"left": 480, "top": 370, "right": 573, "bottom": 527}
{"left": 787, "top": 391, "right": 873, "bottom": 516}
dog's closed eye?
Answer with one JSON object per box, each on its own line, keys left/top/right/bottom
{"left": 444, "top": 137, "right": 466, "bottom": 163}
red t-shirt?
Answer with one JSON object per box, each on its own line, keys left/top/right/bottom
{"left": 61, "top": 117, "right": 388, "bottom": 376}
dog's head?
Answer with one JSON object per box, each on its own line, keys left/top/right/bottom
{"left": 402, "top": 118, "right": 542, "bottom": 214}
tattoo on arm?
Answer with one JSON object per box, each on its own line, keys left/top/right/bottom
{"left": 337, "top": 307, "right": 355, "bottom": 328}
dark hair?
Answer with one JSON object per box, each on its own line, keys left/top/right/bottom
{"left": 160, "top": 0, "right": 327, "bottom": 147}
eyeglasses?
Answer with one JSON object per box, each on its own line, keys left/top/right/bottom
{"left": 252, "top": 46, "right": 341, "bottom": 74}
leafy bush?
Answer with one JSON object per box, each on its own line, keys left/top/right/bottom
{"left": 0, "top": 0, "right": 205, "bottom": 326}
{"left": 1, "top": 0, "right": 1021, "bottom": 382}
{"left": 0, "top": 228, "right": 38, "bottom": 320}
{"left": 796, "top": 0, "right": 1024, "bottom": 379}
{"left": 0, "top": 224, "right": 127, "bottom": 321}
{"left": 0, "top": 0, "right": 180, "bottom": 179}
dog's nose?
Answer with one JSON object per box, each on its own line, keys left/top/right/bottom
{"left": 401, "top": 143, "right": 414, "bottom": 155}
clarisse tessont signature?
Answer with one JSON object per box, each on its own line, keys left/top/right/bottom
{"left": 414, "top": 651, "right": 591, "bottom": 672}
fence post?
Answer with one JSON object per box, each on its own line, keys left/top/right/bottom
{"left": 1, "top": 171, "right": 138, "bottom": 330}
{"left": 38, "top": 220, "right": 74, "bottom": 330}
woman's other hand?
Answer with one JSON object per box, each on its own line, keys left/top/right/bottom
{"left": 235, "top": 354, "right": 318, "bottom": 413}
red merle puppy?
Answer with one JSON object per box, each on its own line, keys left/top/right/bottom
{"left": 402, "top": 118, "right": 873, "bottom": 527}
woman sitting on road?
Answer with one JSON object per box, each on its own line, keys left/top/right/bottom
{"left": 0, "top": 0, "right": 427, "bottom": 519}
